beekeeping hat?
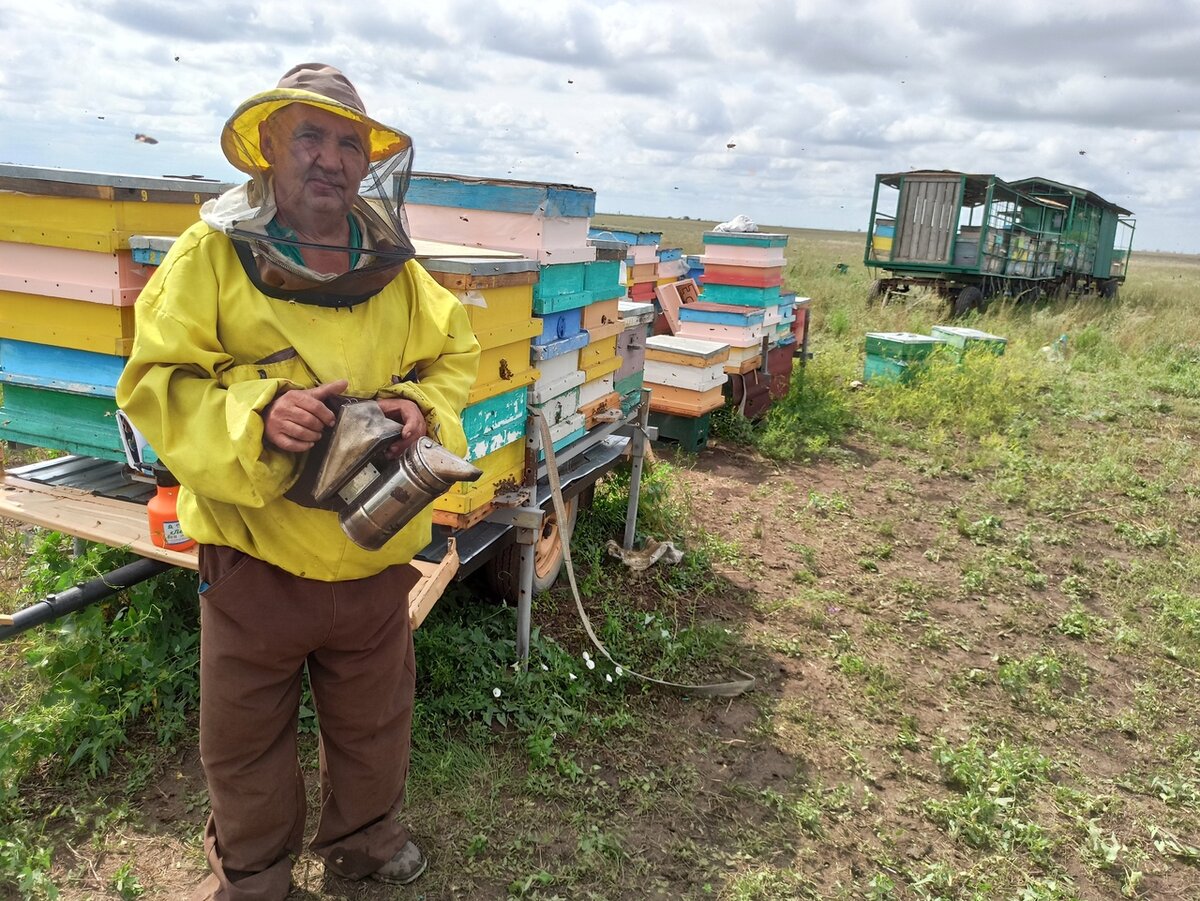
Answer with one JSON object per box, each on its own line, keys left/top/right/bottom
{"left": 220, "top": 62, "right": 411, "bottom": 175}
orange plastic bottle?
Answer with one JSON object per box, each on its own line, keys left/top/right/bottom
{"left": 148, "top": 465, "right": 196, "bottom": 551}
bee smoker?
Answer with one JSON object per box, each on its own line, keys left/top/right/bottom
{"left": 285, "top": 398, "right": 482, "bottom": 550}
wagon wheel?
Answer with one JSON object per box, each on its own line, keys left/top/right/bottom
{"left": 953, "top": 286, "right": 983, "bottom": 317}
{"left": 484, "top": 495, "right": 580, "bottom": 601}
{"left": 1099, "top": 279, "right": 1120, "bottom": 300}
{"left": 867, "top": 280, "right": 886, "bottom": 307}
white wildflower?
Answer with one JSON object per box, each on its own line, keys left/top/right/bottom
{"left": 582, "top": 651, "right": 591, "bottom": 662}
{"left": 586, "top": 659, "right": 596, "bottom": 670}
{"left": 605, "top": 674, "right": 613, "bottom": 683}
{"left": 492, "top": 687, "right": 502, "bottom": 699}
{"left": 540, "top": 663, "right": 549, "bottom": 671}
{"left": 569, "top": 672, "right": 577, "bottom": 681}
{"left": 615, "top": 666, "right": 623, "bottom": 677}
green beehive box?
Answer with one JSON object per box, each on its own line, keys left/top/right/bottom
{"left": 930, "top": 325, "right": 1007, "bottom": 355}
{"left": 0, "top": 383, "right": 123, "bottom": 460}
{"left": 864, "top": 332, "right": 945, "bottom": 361}
{"left": 461, "top": 386, "right": 527, "bottom": 461}
{"left": 535, "top": 262, "right": 586, "bottom": 300}
{"left": 863, "top": 353, "right": 918, "bottom": 384}
{"left": 648, "top": 411, "right": 712, "bottom": 453}
{"left": 616, "top": 370, "right": 645, "bottom": 415}
{"left": 583, "top": 260, "right": 622, "bottom": 293}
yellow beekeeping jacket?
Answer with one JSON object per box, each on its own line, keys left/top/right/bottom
{"left": 116, "top": 222, "right": 481, "bottom": 581}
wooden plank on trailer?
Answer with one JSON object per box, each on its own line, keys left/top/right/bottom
{"left": 409, "top": 541, "right": 460, "bottom": 630}
{"left": 0, "top": 471, "right": 455, "bottom": 625}
{"left": 0, "top": 474, "right": 197, "bottom": 566}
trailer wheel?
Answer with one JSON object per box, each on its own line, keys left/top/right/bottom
{"left": 867, "top": 280, "right": 885, "bottom": 306}
{"left": 1099, "top": 279, "right": 1120, "bottom": 300}
{"left": 954, "top": 286, "right": 983, "bottom": 317}
{"left": 484, "top": 495, "right": 579, "bottom": 600}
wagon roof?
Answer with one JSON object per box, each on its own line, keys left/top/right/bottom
{"left": 1009, "top": 177, "right": 1133, "bottom": 216}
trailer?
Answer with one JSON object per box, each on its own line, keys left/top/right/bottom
{"left": 864, "top": 170, "right": 1135, "bottom": 315}
{"left": 0, "top": 166, "right": 659, "bottom": 659}
{"left": 0, "top": 399, "right": 652, "bottom": 660}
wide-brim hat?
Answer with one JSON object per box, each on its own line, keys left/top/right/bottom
{"left": 220, "top": 62, "right": 411, "bottom": 175}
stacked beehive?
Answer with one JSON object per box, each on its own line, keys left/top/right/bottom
{"left": 404, "top": 174, "right": 627, "bottom": 468}
{"left": 0, "top": 167, "right": 223, "bottom": 461}
{"left": 615, "top": 300, "right": 655, "bottom": 417}
{"left": 643, "top": 336, "right": 730, "bottom": 452}
{"left": 624, "top": 231, "right": 662, "bottom": 304}
{"left": 419, "top": 255, "right": 541, "bottom": 528}
{"left": 676, "top": 231, "right": 795, "bottom": 411}
{"left": 528, "top": 254, "right": 625, "bottom": 448}
{"left": 587, "top": 227, "right": 662, "bottom": 304}
{"left": 861, "top": 326, "right": 1006, "bottom": 386}
{"left": 655, "top": 247, "right": 688, "bottom": 287}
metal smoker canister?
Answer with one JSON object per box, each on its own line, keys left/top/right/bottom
{"left": 340, "top": 437, "right": 482, "bottom": 551}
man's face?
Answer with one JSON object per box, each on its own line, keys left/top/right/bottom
{"left": 261, "top": 104, "right": 371, "bottom": 227}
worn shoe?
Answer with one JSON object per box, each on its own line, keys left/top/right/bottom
{"left": 371, "top": 841, "right": 428, "bottom": 885}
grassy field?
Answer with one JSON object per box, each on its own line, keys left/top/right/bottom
{"left": 3, "top": 215, "right": 1200, "bottom": 900}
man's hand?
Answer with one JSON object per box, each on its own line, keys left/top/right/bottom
{"left": 263, "top": 380, "right": 348, "bottom": 452}
{"left": 376, "top": 397, "right": 428, "bottom": 458}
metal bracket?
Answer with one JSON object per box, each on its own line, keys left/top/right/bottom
{"left": 486, "top": 505, "right": 546, "bottom": 532}
{"left": 491, "top": 487, "right": 533, "bottom": 508}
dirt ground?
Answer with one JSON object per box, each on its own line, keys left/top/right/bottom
{"left": 8, "top": 431, "right": 1200, "bottom": 900}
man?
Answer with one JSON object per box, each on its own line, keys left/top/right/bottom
{"left": 117, "top": 63, "right": 480, "bottom": 900}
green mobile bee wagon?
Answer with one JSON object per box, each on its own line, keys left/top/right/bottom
{"left": 864, "top": 170, "right": 1135, "bottom": 315}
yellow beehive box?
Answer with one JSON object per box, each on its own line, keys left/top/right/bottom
{"left": 0, "top": 289, "right": 135, "bottom": 355}
{"left": 468, "top": 337, "right": 539, "bottom": 405}
{"left": 0, "top": 166, "right": 226, "bottom": 253}
{"left": 579, "top": 333, "right": 618, "bottom": 370}
{"left": 458, "top": 284, "right": 539, "bottom": 349}
{"left": 433, "top": 438, "right": 524, "bottom": 513}
{"left": 581, "top": 354, "right": 621, "bottom": 383}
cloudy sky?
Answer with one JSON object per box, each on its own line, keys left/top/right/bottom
{"left": 2, "top": 0, "right": 1197, "bottom": 252}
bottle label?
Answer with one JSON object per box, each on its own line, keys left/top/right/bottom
{"left": 163, "top": 520, "right": 189, "bottom": 545}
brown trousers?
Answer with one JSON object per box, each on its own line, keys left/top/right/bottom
{"left": 189, "top": 545, "right": 419, "bottom": 901}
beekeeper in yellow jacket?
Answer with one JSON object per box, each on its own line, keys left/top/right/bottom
{"left": 117, "top": 63, "right": 479, "bottom": 900}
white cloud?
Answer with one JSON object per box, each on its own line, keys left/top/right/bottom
{"left": 0, "top": 0, "right": 1195, "bottom": 249}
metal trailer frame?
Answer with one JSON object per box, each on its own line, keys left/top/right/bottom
{"left": 0, "top": 161, "right": 653, "bottom": 652}
{"left": 863, "top": 170, "right": 1136, "bottom": 314}
{"left": 0, "top": 400, "right": 655, "bottom": 658}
